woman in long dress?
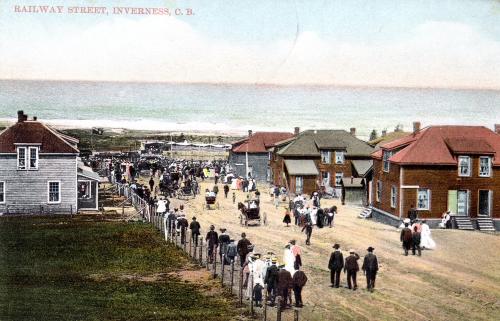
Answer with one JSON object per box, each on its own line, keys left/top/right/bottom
{"left": 283, "top": 244, "right": 296, "bottom": 276}
{"left": 420, "top": 220, "right": 436, "bottom": 250}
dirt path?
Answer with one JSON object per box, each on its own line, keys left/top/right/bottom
{"left": 151, "top": 179, "right": 499, "bottom": 321}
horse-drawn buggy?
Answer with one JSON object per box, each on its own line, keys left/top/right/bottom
{"left": 177, "top": 184, "right": 195, "bottom": 200}
{"left": 238, "top": 200, "right": 266, "bottom": 226}
{"left": 204, "top": 195, "right": 220, "bottom": 210}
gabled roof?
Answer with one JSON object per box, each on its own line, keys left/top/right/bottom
{"left": 368, "top": 131, "right": 411, "bottom": 150}
{"left": 0, "top": 121, "right": 79, "bottom": 153}
{"left": 351, "top": 160, "right": 373, "bottom": 177}
{"left": 376, "top": 126, "right": 500, "bottom": 166}
{"left": 232, "top": 132, "right": 294, "bottom": 153}
{"left": 277, "top": 130, "right": 373, "bottom": 157}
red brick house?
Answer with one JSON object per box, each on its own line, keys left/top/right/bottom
{"left": 270, "top": 129, "right": 373, "bottom": 196}
{"left": 371, "top": 123, "right": 500, "bottom": 230}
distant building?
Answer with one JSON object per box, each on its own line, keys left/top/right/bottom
{"left": 371, "top": 123, "right": 500, "bottom": 230}
{"left": 368, "top": 128, "right": 411, "bottom": 150}
{"left": 270, "top": 128, "right": 374, "bottom": 196}
{"left": 0, "top": 111, "right": 98, "bottom": 214}
{"left": 229, "top": 130, "right": 295, "bottom": 181}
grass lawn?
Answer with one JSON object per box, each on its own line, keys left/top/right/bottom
{"left": 0, "top": 215, "right": 238, "bottom": 321}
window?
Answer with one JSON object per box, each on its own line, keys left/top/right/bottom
{"left": 321, "top": 171, "right": 331, "bottom": 186}
{"left": 78, "top": 181, "right": 92, "bottom": 199}
{"left": 17, "top": 147, "right": 27, "bottom": 170}
{"left": 335, "top": 172, "right": 343, "bottom": 186}
{"left": 29, "top": 147, "right": 38, "bottom": 170}
{"left": 479, "top": 157, "right": 491, "bottom": 177}
{"left": 335, "top": 151, "right": 345, "bottom": 164}
{"left": 295, "top": 176, "right": 303, "bottom": 194}
{"left": 0, "top": 181, "right": 4, "bottom": 203}
{"left": 383, "top": 150, "right": 392, "bottom": 172}
{"left": 48, "top": 181, "right": 61, "bottom": 203}
{"left": 390, "top": 186, "right": 397, "bottom": 208}
{"left": 321, "top": 150, "right": 331, "bottom": 164}
{"left": 417, "top": 189, "right": 430, "bottom": 210}
{"left": 376, "top": 180, "right": 382, "bottom": 202}
{"left": 458, "top": 156, "right": 471, "bottom": 177}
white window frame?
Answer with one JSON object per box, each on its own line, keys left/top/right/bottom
{"left": 78, "top": 180, "right": 93, "bottom": 199}
{"left": 376, "top": 180, "right": 382, "bottom": 202}
{"left": 479, "top": 156, "right": 492, "bottom": 177}
{"left": 458, "top": 156, "right": 471, "bottom": 177}
{"left": 390, "top": 185, "right": 397, "bottom": 208}
{"left": 321, "top": 171, "right": 331, "bottom": 187}
{"left": 48, "top": 181, "right": 61, "bottom": 204}
{"left": 335, "top": 172, "right": 343, "bottom": 187}
{"left": 383, "top": 150, "right": 392, "bottom": 172}
{"left": 321, "top": 150, "right": 331, "bottom": 164}
{"left": 0, "top": 181, "right": 5, "bottom": 204}
{"left": 28, "top": 146, "right": 39, "bottom": 170}
{"left": 335, "top": 151, "right": 345, "bottom": 164}
{"left": 17, "top": 146, "right": 27, "bottom": 170}
{"left": 417, "top": 188, "right": 431, "bottom": 211}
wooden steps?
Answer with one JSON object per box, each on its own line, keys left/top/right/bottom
{"left": 476, "top": 217, "right": 495, "bottom": 232}
{"left": 454, "top": 216, "right": 474, "bottom": 230}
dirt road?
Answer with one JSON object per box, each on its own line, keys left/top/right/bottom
{"left": 162, "top": 180, "right": 499, "bottom": 321}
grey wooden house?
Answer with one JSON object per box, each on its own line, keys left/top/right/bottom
{"left": 0, "top": 111, "right": 83, "bottom": 214}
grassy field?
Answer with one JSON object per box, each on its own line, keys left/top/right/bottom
{"left": 0, "top": 215, "right": 238, "bottom": 321}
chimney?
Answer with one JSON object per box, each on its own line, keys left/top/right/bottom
{"left": 413, "top": 121, "right": 421, "bottom": 134}
{"left": 17, "top": 110, "right": 25, "bottom": 122}
{"left": 382, "top": 129, "right": 387, "bottom": 137}
{"left": 248, "top": 130, "right": 252, "bottom": 137}
{"left": 495, "top": 124, "right": 500, "bottom": 134}
{"left": 351, "top": 176, "right": 354, "bottom": 184}
{"left": 350, "top": 127, "right": 356, "bottom": 136}
{"left": 294, "top": 127, "right": 300, "bottom": 136}
{"left": 33, "top": 116, "right": 37, "bottom": 121}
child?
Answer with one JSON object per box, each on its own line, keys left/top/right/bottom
{"left": 283, "top": 209, "right": 291, "bottom": 227}
{"left": 253, "top": 282, "right": 264, "bottom": 307}
{"left": 232, "top": 192, "right": 236, "bottom": 204}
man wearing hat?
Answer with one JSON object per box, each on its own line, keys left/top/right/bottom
{"left": 362, "top": 247, "right": 379, "bottom": 292}
{"left": 277, "top": 264, "right": 293, "bottom": 310}
{"left": 205, "top": 225, "right": 219, "bottom": 263}
{"left": 328, "top": 244, "right": 344, "bottom": 288}
{"left": 264, "top": 257, "right": 279, "bottom": 306}
{"left": 189, "top": 216, "right": 201, "bottom": 246}
{"left": 292, "top": 265, "right": 308, "bottom": 308}
{"left": 176, "top": 214, "right": 189, "bottom": 245}
{"left": 237, "top": 233, "right": 252, "bottom": 267}
{"left": 344, "top": 249, "right": 360, "bottom": 290}
{"left": 218, "top": 228, "right": 231, "bottom": 264}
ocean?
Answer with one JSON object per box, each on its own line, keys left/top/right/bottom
{"left": 0, "top": 80, "right": 499, "bottom": 139}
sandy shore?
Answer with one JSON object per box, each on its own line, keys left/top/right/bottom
{"left": 157, "top": 179, "right": 500, "bottom": 321}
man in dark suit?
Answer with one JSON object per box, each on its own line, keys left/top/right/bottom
{"left": 362, "top": 246, "right": 379, "bottom": 292}
{"left": 328, "top": 244, "right": 344, "bottom": 288}
{"left": 344, "top": 249, "right": 360, "bottom": 290}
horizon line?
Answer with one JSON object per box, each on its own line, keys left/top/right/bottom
{"left": 1, "top": 77, "right": 499, "bottom": 92}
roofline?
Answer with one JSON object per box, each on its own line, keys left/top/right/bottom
{"left": 40, "top": 122, "right": 80, "bottom": 153}
{"left": 77, "top": 173, "right": 101, "bottom": 181}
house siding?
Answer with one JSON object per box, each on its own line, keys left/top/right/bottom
{"left": 372, "top": 157, "right": 500, "bottom": 220}
{"left": 0, "top": 154, "right": 77, "bottom": 214}
{"left": 228, "top": 152, "right": 270, "bottom": 182}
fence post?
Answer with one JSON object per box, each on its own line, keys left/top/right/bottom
{"left": 250, "top": 272, "right": 254, "bottom": 315}
{"left": 294, "top": 308, "right": 299, "bottom": 321}
{"left": 206, "top": 243, "right": 210, "bottom": 270}
{"left": 193, "top": 236, "right": 198, "bottom": 261}
{"left": 276, "top": 297, "right": 282, "bottom": 321}
{"left": 221, "top": 254, "right": 225, "bottom": 287}
{"left": 263, "top": 291, "right": 268, "bottom": 321}
{"left": 230, "top": 260, "right": 235, "bottom": 295}
{"left": 163, "top": 216, "right": 168, "bottom": 241}
{"left": 212, "top": 247, "right": 217, "bottom": 278}
{"left": 199, "top": 238, "right": 203, "bottom": 266}
{"left": 239, "top": 269, "right": 243, "bottom": 306}
{"left": 189, "top": 231, "right": 192, "bottom": 257}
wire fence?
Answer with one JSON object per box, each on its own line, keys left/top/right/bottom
{"left": 113, "top": 182, "right": 303, "bottom": 321}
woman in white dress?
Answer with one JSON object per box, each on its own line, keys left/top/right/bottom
{"left": 283, "top": 244, "right": 297, "bottom": 276}
{"left": 420, "top": 220, "right": 436, "bottom": 250}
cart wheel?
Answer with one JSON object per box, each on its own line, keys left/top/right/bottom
{"left": 245, "top": 220, "right": 248, "bottom": 226}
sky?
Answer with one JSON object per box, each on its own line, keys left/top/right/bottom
{"left": 1, "top": 0, "right": 500, "bottom": 89}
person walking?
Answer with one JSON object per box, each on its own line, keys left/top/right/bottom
{"left": 223, "top": 184, "right": 230, "bottom": 198}
{"left": 344, "top": 249, "right": 360, "bottom": 290}
{"left": 283, "top": 209, "right": 291, "bottom": 227}
{"left": 301, "top": 222, "right": 313, "bottom": 245}
{"left": 328, "top": 244, "right": 344, "bottom": 288}
{"left": 292, "top": 266, "right": 307, "bottom": 308}
{"left": 232, "top": 192, "right": 236, "bottom": 204}
{"left": 277, "top": 265, "right": 293, "bottom": 310}
{"left": 205, "top": 225, "right": 219, "bottom": 263}
{"left": 237, "top": 233, "right": 252, "bottom": 267}
{"left": 176, "top": 214, "right": 189, "bottom": 244}
{"left": 148, "top": 176, "right": 155, "bottom": 193}
{"left": 400, "top": 223, "right": 413, "bottom": 256}
{"left": 189, "top": 216, "right": 201, "bottom": 246}
{"left": 411, "top": 225, "right": 422, "bottom": 256}
{"left": 362, "top": 247, "right": 379, "bottom": 292}
{"left": 218, "top": 228, "right": 231, "bottom": 264}
{"left": 264, "top": 258, "right": 279, "bottom": 306}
